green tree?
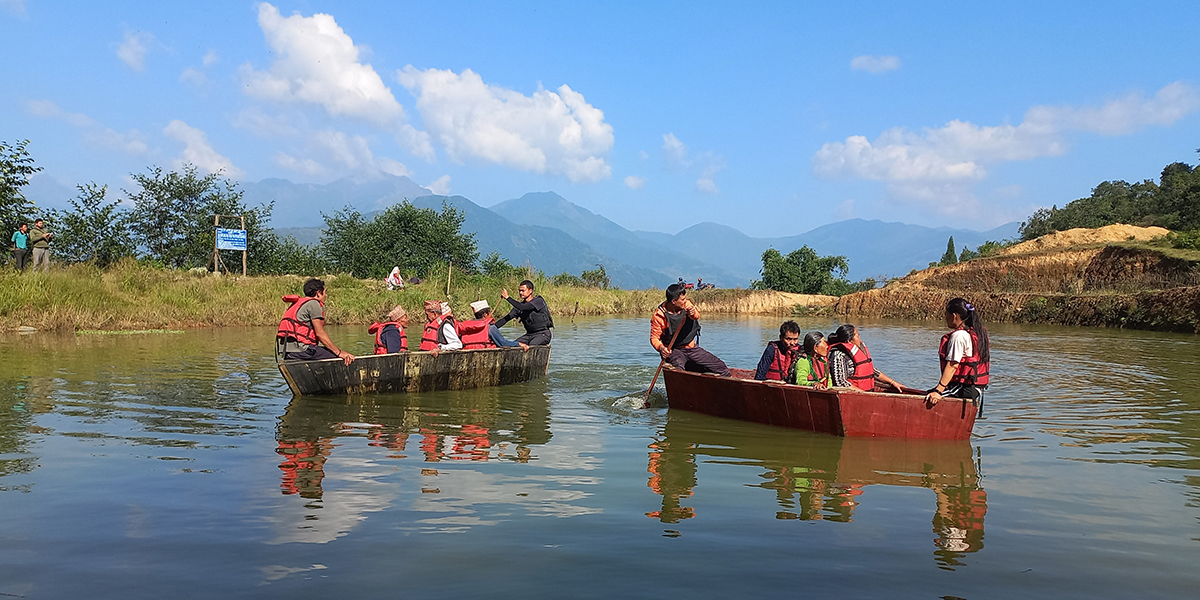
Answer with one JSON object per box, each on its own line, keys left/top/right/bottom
{"left": 480, "top": 251, "right": 526, "bottom": 279}
{"left": 1, "top": 139, "right": 43, "bottom": 231}
{"left": 939, "top": 236, "right": 958, "bottom": 266}
{"left": 52, "top": 183, "right": 136, "bottom": 266}
{"left": 752, "top": 246, "right": 851, "bottom": 295}
{"left": 550, "top": 271, "right": 584, "bottom": 286}
{"left": 127, "top": 164, "right": 279, "bottom": 272}
{"left": 320, "top": 200, "right": 478, "bottom": 279}
{"left": 580, "top": 264, "right": 610, "bottom": 289}
{"left": 959, "top": 246, "right": 978, "bottom": 262}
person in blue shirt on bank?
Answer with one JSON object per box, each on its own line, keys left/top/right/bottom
{"left": 10, "top": 223, "right": 29, "bottom": 272}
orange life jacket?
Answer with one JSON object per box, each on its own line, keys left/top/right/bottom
{"left": 276, "top": 295, "right": 323, "bottom": 346}
{"left": 939, "top": 328, "right": 990, "bottom": 386}
{"left": 829, "top": 341, "right": 874, "bottom": 391}
{"left": 368, "top": 321, "right": 407, "bottom": 355}
{"left": 419, "top": 314, "right": 455, "bottom": 351}
{"left": 764, "top": 341, "right": 797, "bottom": 381}
{"left": 455, "top": 318, "right": 495, "bottom": 350}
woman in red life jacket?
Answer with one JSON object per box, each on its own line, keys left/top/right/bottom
{"left": 926, "top": 297, "right": 991, "bottom": 405}
{"left": 794, "top": 331, "right": 831, "bottom": 388}
{"left": 368, "top": 305, "right": 409, "bottom": 354}
{"left": 276, "top": 278, "right": 355, "bottom": 365}
{"left": 754, "top": 320, "right": 801, "bottom": 381}
{"left": 827, "top": 324, "right": 904, "bottom": 391}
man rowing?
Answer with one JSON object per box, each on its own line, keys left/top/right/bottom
{"left": 496, "top": 279, "right": 553, "bottom": 346}
{"left": 276, "top": 278, "right": 355, "bottom": 365}
{"left": 650, "top": 283, "right": 730, "bottom": 376}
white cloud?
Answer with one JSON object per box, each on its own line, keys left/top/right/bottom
{"left": 240, "top": 3, "right": 432, "bottom": 158}
{"left": 202, "top": 49, "right": 219, "bottom": 66}
{"left": 398, "top": 66, "right": 614, "bottom": 182}
{"left": 1, "top": 0, "right": 26, "bottom": 16}
{"left": 813, "top": 82, "right": 1200, "bottom": 212}
{"left": 180, "top": 67, "right": 206, "bottom": 87}
{"left": 25, "top": 100, "right": 149, "bottom": 155}
{"left": 850, "top": 55, "right": 900, "bottom": 74}
{"left": 116, "top": 31, "right": 155, "bottom": 72}
{"left": 624, "top": 175, "right": 646, "bottom": 189}
{"left": 661, "top": 133, "right": 689, "bottom": 170}
{"left": 163, "top": 120, "right": 244, "bottom": 179}
{"left": 273, "top": 129, "right": 411, "bottom": 180}
{"left": 696, "top": 159, "right": 724, "bottom": 194}
{"left": 428, "top": 175, "right": 451, "bottom": 195}
{"left": 232, "top": 108, "right": 302, "bottom": 138}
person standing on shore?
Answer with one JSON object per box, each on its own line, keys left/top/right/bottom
{"left": 277, "top": 278, "right": 356, "bottom": 365}
{"left": 10, "top": 223, "right": 29, "bottom": 272}
{"left": 925, "top": 297, "right": 991, "bottom": 406}
{"left": 650, "top": 283, "right": 730, "bottom": 376}
{"left": 29, "top": 218, "right": 52, "bottom": 272}
{"left": 496, "top": 280, "right": 553, "bottom": 346}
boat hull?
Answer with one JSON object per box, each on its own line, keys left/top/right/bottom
{"left": 662, "top": 367, "right": 977, "bottom": 439}
{"left": 279, "top": 346, "right": 551, "bottom": 396}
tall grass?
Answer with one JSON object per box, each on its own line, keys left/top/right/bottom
{"left": 0, "top": 261, "right": 802, "bottom": 331}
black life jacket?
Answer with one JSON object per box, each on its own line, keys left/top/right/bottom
{"left": 516, "top": 296, "right": 554, "bottom": 332}
{"left": 659, "top": 303, "right": 700, "bottom": 348}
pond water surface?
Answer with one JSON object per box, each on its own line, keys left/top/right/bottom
{"left": 1, "top": 315, "right": 1198, "bottom": 598}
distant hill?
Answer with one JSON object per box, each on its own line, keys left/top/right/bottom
{"left": 241, "top": 174, "right": 431, "bottom": 228}
{"left": 491, "top": 192, "right": 748, "bottom": 286}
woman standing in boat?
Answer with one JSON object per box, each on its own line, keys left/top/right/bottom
{"left": 925, "top": 298, "right": 990, "bottom": 405}
{"left": 793, "top": 331, "right": 830, "bottom": 388}
{"left": 827, "top": 324, "right": 904, "bottom": 391}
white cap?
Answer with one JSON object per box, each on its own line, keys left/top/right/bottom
{"left": 470, "top": 300, "right": 490, "bottom": 313}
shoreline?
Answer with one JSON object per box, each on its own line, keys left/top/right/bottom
{"left": 1, "top": 261, "right": 835, "bottom": 333}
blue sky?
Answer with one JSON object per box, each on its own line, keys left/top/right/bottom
{"left": 3, "top": 1, "right": 1198, "bottom": 236}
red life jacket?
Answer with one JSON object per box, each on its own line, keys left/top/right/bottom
{"left": 764, "top": 341, "right": 797, "bottom": 381}
{"left": 456, "top": 318, "right": 495, "bottom": 350}
{"left": 419, "top": 315, "right": 455, "bottom": 351}
{"left": 939, "top": 328, "right": 990, "bottom": 386}
{"left": 368, "top": 321, "right": 407, "bottom": 355}
{"left": 829, "top": 341, "right": 874, "bottom": 391}
{"left": 798, "top": 353, "right": 829, "bottom": 384}
{"left": 276, "top": 295, "right": 323, "bottom": 346}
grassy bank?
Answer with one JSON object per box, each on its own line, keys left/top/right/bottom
{"left": 0, "top": 261, "right": 823, "bottom": 331}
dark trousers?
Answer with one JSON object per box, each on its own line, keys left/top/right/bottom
{"left": 13, "top": 248, "right": 28, "bottom": 271}
{"left": 285, "top": 346, "right": 339, "bottom": 360}
{"left": 666, "top": 346, "right": 730, "bottom": 376}
{"left": 516, "top": 329, "right": 552, "bottom": 346}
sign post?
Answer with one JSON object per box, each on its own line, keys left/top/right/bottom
{"left": 213, "top": 215, "right": 248, "bottom": 276}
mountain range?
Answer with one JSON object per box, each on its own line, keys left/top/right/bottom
{"left": 244, "top": 174, "right": 1020, "bottom": 289}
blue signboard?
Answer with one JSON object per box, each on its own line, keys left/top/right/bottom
{"left": 216, "top": 228, "right": 247, "bottom": 251}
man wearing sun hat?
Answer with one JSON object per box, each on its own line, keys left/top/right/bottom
{"left": 418, "top": 300, "right": 462, "bottom": 355}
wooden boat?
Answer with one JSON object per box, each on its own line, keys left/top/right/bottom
{"left": 278, "top": 346, "right": 551, "bottom": 396}
{"left": 662, "top": 367, "right": 977, "bottom": 439}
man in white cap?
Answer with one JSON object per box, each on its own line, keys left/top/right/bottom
{"left": 469, "top": 299, "right": 524, "bottom": 349}
{"left": 419, "top": 300, "right": 462, "bottom": 355}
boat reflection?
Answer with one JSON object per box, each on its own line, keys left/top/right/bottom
{"left": 275, "top": 386, "right": 552, "bottom": 499}
{"left": 647, "top": 412, "right": 987, "bottom": 567}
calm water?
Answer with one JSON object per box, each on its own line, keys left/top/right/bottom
{"left": 1, "top": 316, "right": 1198, "bottom": 598}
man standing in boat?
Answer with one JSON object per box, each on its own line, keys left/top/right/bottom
{"left": 496, "top": 280, "right": 553, "bottom": 346}
{"left": 651, "top": 283, "right": 730, "bottom": 376}
{"left": 277, "top": 278, "right": 356, "bottom": 365}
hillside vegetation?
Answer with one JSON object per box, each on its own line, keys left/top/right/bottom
{"left": 835, "top": 225, "right": 1200, "bottom": 333}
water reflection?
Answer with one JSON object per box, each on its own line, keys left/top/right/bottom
{"left": 275, "top": 386, "right": 553, "bottom": 499}
{"left": 647, "top": 411, "right": 987, "bottom": 567}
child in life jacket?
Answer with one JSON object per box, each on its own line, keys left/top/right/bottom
{"left": 925, "top": 298, "right": 991, "bottom": 405}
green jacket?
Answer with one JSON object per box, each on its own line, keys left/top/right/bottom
{"left": 30, "top": 227, "right": 50, "bottom": 248}
{"left": 794, "top": 354, "right": 830, "bottom": 387}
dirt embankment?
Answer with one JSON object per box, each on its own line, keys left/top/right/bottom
{"left": 836, "top": 225, "right": 1200, "bottom": 333}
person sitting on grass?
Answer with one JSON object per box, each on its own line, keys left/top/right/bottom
{"left": 755, "top": 320, "right": 801, "bottom": 381}
{"left": 650, "top": 283, "right": 730, "bottom": 377}
{"left": 277, "top": 278, "right": 355, "bottom": 365}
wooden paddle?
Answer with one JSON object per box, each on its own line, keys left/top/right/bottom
{"left": 643, "top": 310, "right": 687, "bottom": 408}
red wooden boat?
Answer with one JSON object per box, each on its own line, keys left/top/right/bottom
{"left": 662, "top": 367, "right": 977, "bottom": 440}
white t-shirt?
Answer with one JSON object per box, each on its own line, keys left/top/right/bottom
{"left": 945, "top": 329, "right": 973, "bottom": 363}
